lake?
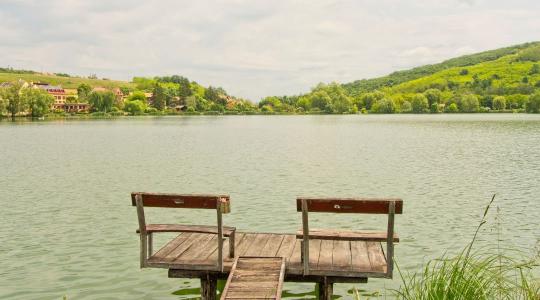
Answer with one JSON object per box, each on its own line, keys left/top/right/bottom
{"left": 1, "top": 114, "right": 539, "bottom": 299}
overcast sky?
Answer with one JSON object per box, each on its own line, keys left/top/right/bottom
{"left": 1, "top": 0, "right": 539, "bottom": 100}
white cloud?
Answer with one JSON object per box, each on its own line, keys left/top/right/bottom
{"left": 0, "top": 0, "right": 539, "bottom": 100}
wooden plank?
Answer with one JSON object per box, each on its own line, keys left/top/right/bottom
{"left": 131, "top": 192, "right": 230, "bottom": 210}
{"left": 275, "top": 235, "right": 296, "bottom": 260}
{"left": 317, "top": 239, "right": 333, "bottom": 270}
{"left": 366, "top": 242, "right": 387, "bottom": 273}
{"left": 332, "top": 240, "right": 352, "bottom": 271}
{"left": 221, "top": 257, "right": 284, "bottom": 300}
{"left": 308, "top": 239, "right": 322, "bottom": 269}
{"left": 243, "top": 234, "right": 272, "bottom": 256}
{"left": 351, "top": 241, "right": 372, "bottom": 272}
{"left": 259, "top": 234, "right": 285, "bottom": 257}
{"left": 163, "top": 233, "right": 209, "bottom": 262}
{"left": 173, "top": 234, "right": 216, "bottom": 263}
{"left": 235, "top": 233, "right": 258, "bottom": 256}
{"left": 296, "top": 197, "right": 403, "bottom": 214}
{"left": 137, "top": 224, "right": 236, "bottom": 236}
{"left": 301, "top": 199, "right": 310, "bottom": 274}
{"left": 295, "top": 229, "right": 399, "bottom": 242}
{"left": 151, "top": 233, "right": 189, "bottom": 259}
{"left": 287, "top": 239, "right": 302, "bottom": 270}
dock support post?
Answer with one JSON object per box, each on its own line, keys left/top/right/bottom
{"left": 200, "top": 273, "right": 217, "bottom": 300}
{"left": 318, "top": 277, "right": 333, "bottom": 300}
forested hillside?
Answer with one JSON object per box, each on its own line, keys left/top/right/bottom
{"left": 260, "top": 42, "right": 540, "bottom": 113}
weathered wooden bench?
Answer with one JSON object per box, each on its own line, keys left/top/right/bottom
{"left": 296, "top": 197, "right": 403, "bottom": 298}
{"left": 131, "top": 192, "right": 235, "bottom": 272}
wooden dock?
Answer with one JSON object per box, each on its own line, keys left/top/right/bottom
{"left": 131, "top": 192, "right": 403, "bottom": 300}
{"left": 148, "top": 232, "right": 389, "bottom": 277}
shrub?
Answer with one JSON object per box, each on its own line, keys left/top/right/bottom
{"left": 371, "top": 98, "right": 395, "bottom": 113}
{"left": 446, "top": 103, "right": 459, "bottom": 113}
{"left": 459, "top": 94, "right": 480, "bottom": 112}
{"left": 492, "top": 96, "right": 506, "bottom": 110}
{"left": 411, "top": 94, "right": 429, "bottom": 113}
{"left": 526, "top": 92, "right": 540, "bottom": 113}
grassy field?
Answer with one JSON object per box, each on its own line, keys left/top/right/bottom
{"left": 0, "top": 72, "right": 135, "bottom": 89}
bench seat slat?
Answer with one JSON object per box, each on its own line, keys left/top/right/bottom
{"left": 136, "top": 224, "right": 236, "bottom": 236}
{"left": 296, "top": 229, "right": 399, "bottom": 242}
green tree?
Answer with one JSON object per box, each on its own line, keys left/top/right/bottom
{"left": 88, "top": 91, "right": 115, "bottom": 113}
{"left": 151, "top": 84, "right": 166, "bottom": 110}
{"left": 77, "top": 83, "right": 92, "bottom": 101}
{"left": 178, "top": 77, "right": 192, "bottom": 99}
{"left": 401, "top": 101, "right": 412, "bottom": 113}
{"left": 411, "top": 94, "right": 429, "bottom": 113}
{"left": 124, "top": 100, "right": 146, "bottom": 115}
{"left": 371, "top": 98, "right": 395, "bottom": 113}
{"left": 492, "top": 96, "right": 506, "bottom": 110}
{"left": 424, "top": 88, "right": 442, "bottom": 108}
{"left": 4, "top": 82, "right": 26, "bottom": 118}
{"left": 459, "top": 94, "right": 480, "bottom": 112}
{"left": 360, "top": 91, "right": 384, "bottom": 110}
{"left": 127, "top": 91, "right": 147, "bottom": 103}
{"left": 308, "top": 90, "right": 332, "bottom": 112}
{"left": 0, "top": 89, "right": 6, "bottom": 116}
{"left": 526, "top": 92, "right": 540, "bottom": 113}
{"left": 204, "top": 86, "right": 221, "bottom": 103}
{"left": 529, "top": 64, "right": 540, "bottom": 75}
{"left": 446, "top": 103, "right": 459, "bottom": 113}
{"left": 23, "top": 88, "right": 54, "bottom": 117}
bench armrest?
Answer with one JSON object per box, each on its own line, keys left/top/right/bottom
{"left": 296, "top": 228, "right": 399, "bottom": 242}
{"left": 136, "top": 224, "right": 236, "bottom": 236}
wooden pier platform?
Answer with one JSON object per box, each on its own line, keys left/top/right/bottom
{"left": 148, "top": 232, "right": 389, "bottom": 277}
{"left": 131, "top": 193, "right": 402, "bottom": 300}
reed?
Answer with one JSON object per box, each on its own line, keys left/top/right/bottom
{"left": 354, "top": 195, "right": 540, "bottom": 299}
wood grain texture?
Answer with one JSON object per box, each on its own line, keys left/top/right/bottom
{"left": 221, "top": 257, "right": 285, "bottom": 300}
{"left": 131, "top": 192, "right": 230, "bottom": 210}
{"left": 296, "top": 229, "right": 399, "bottom": 242}
{"left": 296, "top": 198, "right": 403, "bottom": 214}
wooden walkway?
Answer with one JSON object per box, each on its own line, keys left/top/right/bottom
{"left": 221, "top": 257, "right": 285, "bottom": 300}
{"left": 147, "top": 232, "right": 388, "bottom": 277}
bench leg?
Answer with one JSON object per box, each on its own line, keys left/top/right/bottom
{"left": 229, "top": 231, "right": 235, "bottom": 258}
{"left": 200, "top": 274, "right": 217, "bottom": 300}
{"left": 318, "top": 277, "right": 333, "bottom": 300}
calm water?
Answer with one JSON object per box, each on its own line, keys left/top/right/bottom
{"left": 1, "top": 114, "right": 539, "bottom": 299}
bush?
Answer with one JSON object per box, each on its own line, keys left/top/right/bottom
{"left": 492, "top": 96, "right": 506, "bottom": 110}
{"left": 124, "top": 100, "right": 146, "bottom": 115}
{"left": 446, "top": 103, "right": 459, "bottom": 113}
{"left": 459, "top": 94, "right": 480, "bottom": 112}
{"left": 371, "top": 98, "right": 395, "bottom": 113}
{"left": 411, "top": 94, "right": 429, "bottom": 113}
{"left": 394, "top": 196, "right": 540, "bottom": 300}
{"left": 526, "top": 92, "right": 540, "bottom": 113}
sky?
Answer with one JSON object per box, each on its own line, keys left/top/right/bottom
{"left": 1, "top": 0, "right": 540, "bottom": 101}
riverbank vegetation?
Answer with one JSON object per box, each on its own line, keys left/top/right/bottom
{"left": 2, "top": 42, "right": 540, "bottom": 118}
{"left": 354, "top": 195, "right": 540, "bottom": 299}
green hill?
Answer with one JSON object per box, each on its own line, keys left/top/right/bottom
{"left": 342, "top": 41, "right": 540, "bottom": 95}
{"left": 260, "top": 41, "right": 540, "bottom": 114}
{"left": 0, "top": 70, "right": 135, "bottom": 90}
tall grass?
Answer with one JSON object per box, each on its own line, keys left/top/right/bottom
{"left": 354, "top": 195, "right": 539, "bottom": 299}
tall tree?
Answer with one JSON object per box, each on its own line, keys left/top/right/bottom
{"left": 23, "top": 88, "right": 54, "bottom": 117}
{"left": 4, "top": 82, "right": 26, "bottom": 118}
{"left": 151, "top": 83, "right": 166, "bottom": 110}
{"left": 177, "top": 76, "right": 192, "bottom": 99}
{"left": 77, "top": 83, "right": 92, "bottom": 101}
{"left": 88, "top": 91, "right": 115, "bottom": 113}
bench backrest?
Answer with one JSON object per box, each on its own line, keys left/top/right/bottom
{"left": 131, "top": 192, "right": 230, "bottom": 209}
{"left": 296, "top": 197, "right": 403, "bottom": 214}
